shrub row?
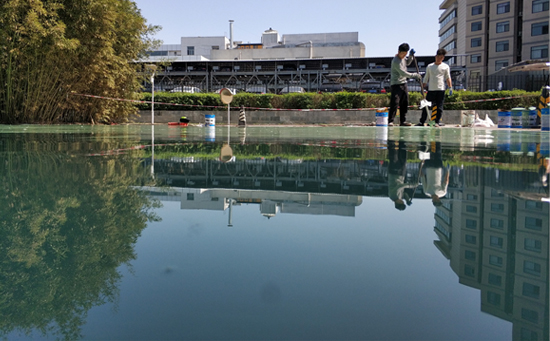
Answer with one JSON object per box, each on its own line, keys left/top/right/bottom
{"left": 137, "top": 89, "right": 541, "bottom": 111}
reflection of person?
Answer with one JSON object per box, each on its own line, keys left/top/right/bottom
{"left": 388, "top": 140, "right": 415, "bottom": 210}
{"left": 420, "top": 142, "right": 449, "bottom": 206}
{"left": 388, "top": 43, "right": 422, "bottom": 127}
{"left": 417, "top": 49, "right": 452, "bottom": 127}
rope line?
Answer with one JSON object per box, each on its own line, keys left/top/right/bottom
{"left": 71, "top": 93, "right": 538, "bottom": 112}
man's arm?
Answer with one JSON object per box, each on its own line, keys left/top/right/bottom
{"left": 392, "top": 59, "right": 421, "bottom": 80}
{"left": 445, "top": 65, "right": 452, "bottom": 88}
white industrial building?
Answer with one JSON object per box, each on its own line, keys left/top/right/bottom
{"left": 146, "top": 27, "right": 365, "bottom": 61}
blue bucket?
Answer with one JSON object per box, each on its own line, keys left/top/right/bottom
{"left": 205, "top": 114, "right": 215, "bottom": 127}
{"left": 497, "top": 111, "right": 511, "bottom": 128}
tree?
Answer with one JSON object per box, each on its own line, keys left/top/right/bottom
{"left": 0, "top": 0, "right": 159, "bottom": 124}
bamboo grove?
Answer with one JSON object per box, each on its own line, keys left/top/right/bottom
{"left": 0, "top": 0, "right": 159, "bottom": 124}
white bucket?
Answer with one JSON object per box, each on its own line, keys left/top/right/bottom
{"left": 205, "top": 126, "right": 215, "bottom": 142}
{"left": 205, "top": 114, "right": 216, "bottom": 127}
{"left": 375, "top": 110, "right": 388, "bottom": 127}
{"left": 375, "top": 126, "right": 387, "bottom": 148}
{"left": 497, "top": 111, "right": 511, "bottom": 128}
{"left": 461, "top": 110, "right": 476, "bottom": 127}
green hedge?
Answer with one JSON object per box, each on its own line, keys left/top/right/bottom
{"left": 137, "top": 90, "right": 540, "bottom": 111}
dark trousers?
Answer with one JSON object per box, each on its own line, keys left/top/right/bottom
{"left": 388, "top": 140, "right": 407, "bottom": 176}
{"left": 389, "top": 84, "right": 409, "bottom": 124}
{"left": 420, "top": 90, "right": 445, "bottom": 124}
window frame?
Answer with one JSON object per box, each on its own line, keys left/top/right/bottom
{"left": 496, "top": 21, "right": 510, "bottom": 33}
{"left": 497, "top": 2, "right": 511, "bottom": 14}
{"left": 496, "top": 40, "right": 509, "bottom": 52}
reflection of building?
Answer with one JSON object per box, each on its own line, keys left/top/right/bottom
{"left": 138, "top": 186, "right": 363, "bottom": 218}
{"left": 433, "top": 167, "right": 549, "bottom": 341}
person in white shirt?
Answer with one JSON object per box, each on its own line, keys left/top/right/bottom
{"left": 417, "top": 49, "right": 452, "bottom": 127}
{"left": 420, "top": 141, "right": 449, "bottom": 206}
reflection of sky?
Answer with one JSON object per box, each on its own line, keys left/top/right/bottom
{"left": 81, "top": 198, "right": 511, "bottom": 341}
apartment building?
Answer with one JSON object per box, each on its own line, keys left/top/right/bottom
{"left": 439, "top": 0, "right": 549, "bottom": 78}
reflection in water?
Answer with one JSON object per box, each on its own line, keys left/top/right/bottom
{"left": 144, "top": 140, "right": 549, "bottom": 341}
{"left": 0, "top": 127, "right": 548, "bottom": 340}
{"left": 0, "top": 133, "right": 159, "bottom": 341}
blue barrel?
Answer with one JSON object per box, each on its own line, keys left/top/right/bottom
{"left": 497, "top": 111, "right": 511, "bottom": 128}
{"left": 511, "top": 108, "right": 524, "bottom": 128}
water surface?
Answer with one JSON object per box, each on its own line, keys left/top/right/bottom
{"left": 1, "top": 125, "right": 548, "bottom": 341}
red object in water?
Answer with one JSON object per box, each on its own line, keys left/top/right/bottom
{"left": 168, "top": 122, "right": 188, "bottom": 126}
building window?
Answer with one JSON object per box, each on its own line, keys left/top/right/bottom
{"left": 472, "top": 5, "right": 483, "bottom": 15}
{"left": 465, "top": 250, "right": 476, "bottom": 260}
{"left": 491, "top": 203, "right": 505, "bottom": 212}
{"left": 490, "top": 236, "right": 504, "bottom": 248}
{"left": 466, "top": 194, "right": 478, "bottom": 200}
{"left": 464, "top": 264, "right": 475, "bottom": 277}
{"left": 488, "top": 273, "right": 502, "bottom": 286}
{"left": 497, "top": 21, "right": 510, "bottom": 33}
{"left": 531, "top": 22, "right": 549, "bottom": 36}
{"left": 211, "top": 46, "right": 219, "bottom": 50}
{"left": 522, "top": 283, "right": 540, "bottom": 298}
{"left": 186, "top": 193, "right": 194, "bottom": 200}
{"left": 533, "top": 0, "right": 549, "bottom": 13}
{"left": 495, "top": 60, "right": 509, "bottom": 70}
{"left": 531, "top": 45, "right": 549, "bottom": 58}
{"left": 187, "top": 46, "right": 195, "bottom": 55}
{"left": 466, "top": 204, "right": 478, "bottom": 212}
{"left": 472, "top": 21, "right": 482, "bottom": 31}
{"left": 444, "top": 40, "right": 456, "bottom": 51}
{"left": 466, "top": 234, "right": 477, "bottom": 244}
{"left": 525, "top": 217, "right": 542, "bottom": 230}
{"left": 466, "top": 219, "right": 478, "bottom": 229}
{"left": 487, "top": 291, "right": 501, "bottom": 305}
{"left": 497, "top": 2, "right": 511, "bottom": 14}
{"left": 520, "top": 328, "right": 538, "bottom": 341}
{"left": 471, "top": 38, "right": 482, "bottom": 47}
{"left": 496, "top": 40, "right": 509, "bottom": 52}
{"left": 440, "top": 9, "right": 456, "bottom": 29}
{"left": 524, "top": 238, "right": 542, "bottom": 252}
{"left": 440, "top": 25, "right": 456, "bottom": 42}
{"left": 521, "top": 308, "right": 539, "bottom": 323}
{"left": 523, "top": 261, "right": 541, "bottom": 276}
{"left": 491, "top": 189, "right": 504, "bottom": 197}
{"left": 490, "top": 218, "right": 504, "bottom": 229}
{"left": 489, "top": 255, "right": 503, "bottom": 266}
{"left": 525, "top": 200, "right": 543, "bottom": 210}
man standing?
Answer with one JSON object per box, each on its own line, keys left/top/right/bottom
{"left": 417, "top": 48, "right": 452, "bottom": 127}
{"left": 388, "top": 43, "right": 422, "bottom": 127}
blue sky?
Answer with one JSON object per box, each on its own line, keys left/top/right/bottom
{"left": 133, "top": 0, "right": 446, "bottom": 57}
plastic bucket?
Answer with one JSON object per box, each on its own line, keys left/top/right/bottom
{"left": 205, "top": 114, "right": 215, "bottom": 127}
{"left": 461, "top": 110, "right": 476, "bottom": 127}
{"left": 497, "top": 131, "right": 511, "bottom": 152}
{"left": 521, "top": 109, "right": 531, "bottom": 128}
{"left": 542, "top": 107, "right": 549, "bottom": 131}
{"left": 205, "top": 126, "right": 215, "bottom": 142}
{"left": 375, "top": 110, "right": 388, "bottom": 127}
{"left": 511, "top": 108, "right": 524, "bottom": 128}
{"left": 497, "top": 111, "right": 511, "bottom": 128}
